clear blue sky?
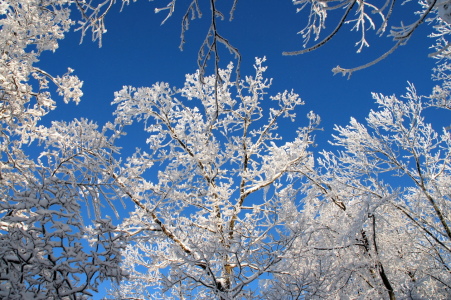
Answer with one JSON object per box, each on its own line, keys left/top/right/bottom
{"left": 36, "top": 1, "right": 440, "bottom": 297}
{"left": 38, "top": 0, "right": 437, "bottom": 149}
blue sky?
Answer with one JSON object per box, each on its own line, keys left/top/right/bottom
{"left": 36, "top": 0, "right": 442, "bottom": 297}
{"left": 38, "top": 0, "right": 437, "bottom": 147}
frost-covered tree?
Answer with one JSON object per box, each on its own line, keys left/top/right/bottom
{"left": 0, "top": 0, "right": 129, "bottom": 298}
{"left": 289, "top": 85, "right": 451, "bottom": 299}
{"left": 109, "top": 58, "right": 320, "bottom": 299}
{"left": 0, "top": 117, "right": 130, "bottom": 298}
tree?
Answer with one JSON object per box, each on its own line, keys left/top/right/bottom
{"left": 1, "top": 0, "right": 451, "bottom": 299}
{"left": 294, "top": 85, "right": 451, "bottom": 299}
{"left": 0, "top": 0, "right": 128, "bottom": 298}
{"left": 109, "top": 58, "right": 320, "bottom": 299}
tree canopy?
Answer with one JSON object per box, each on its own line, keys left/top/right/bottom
{"left": 0, "top": 0, "right": 450, "bottom": 299}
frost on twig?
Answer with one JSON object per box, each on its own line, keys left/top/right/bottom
{"left": 287, "top": 0, "right": 441, "bottom": 75}
{"left": 155, "top": 0, "right": 242, "bottom": 85}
